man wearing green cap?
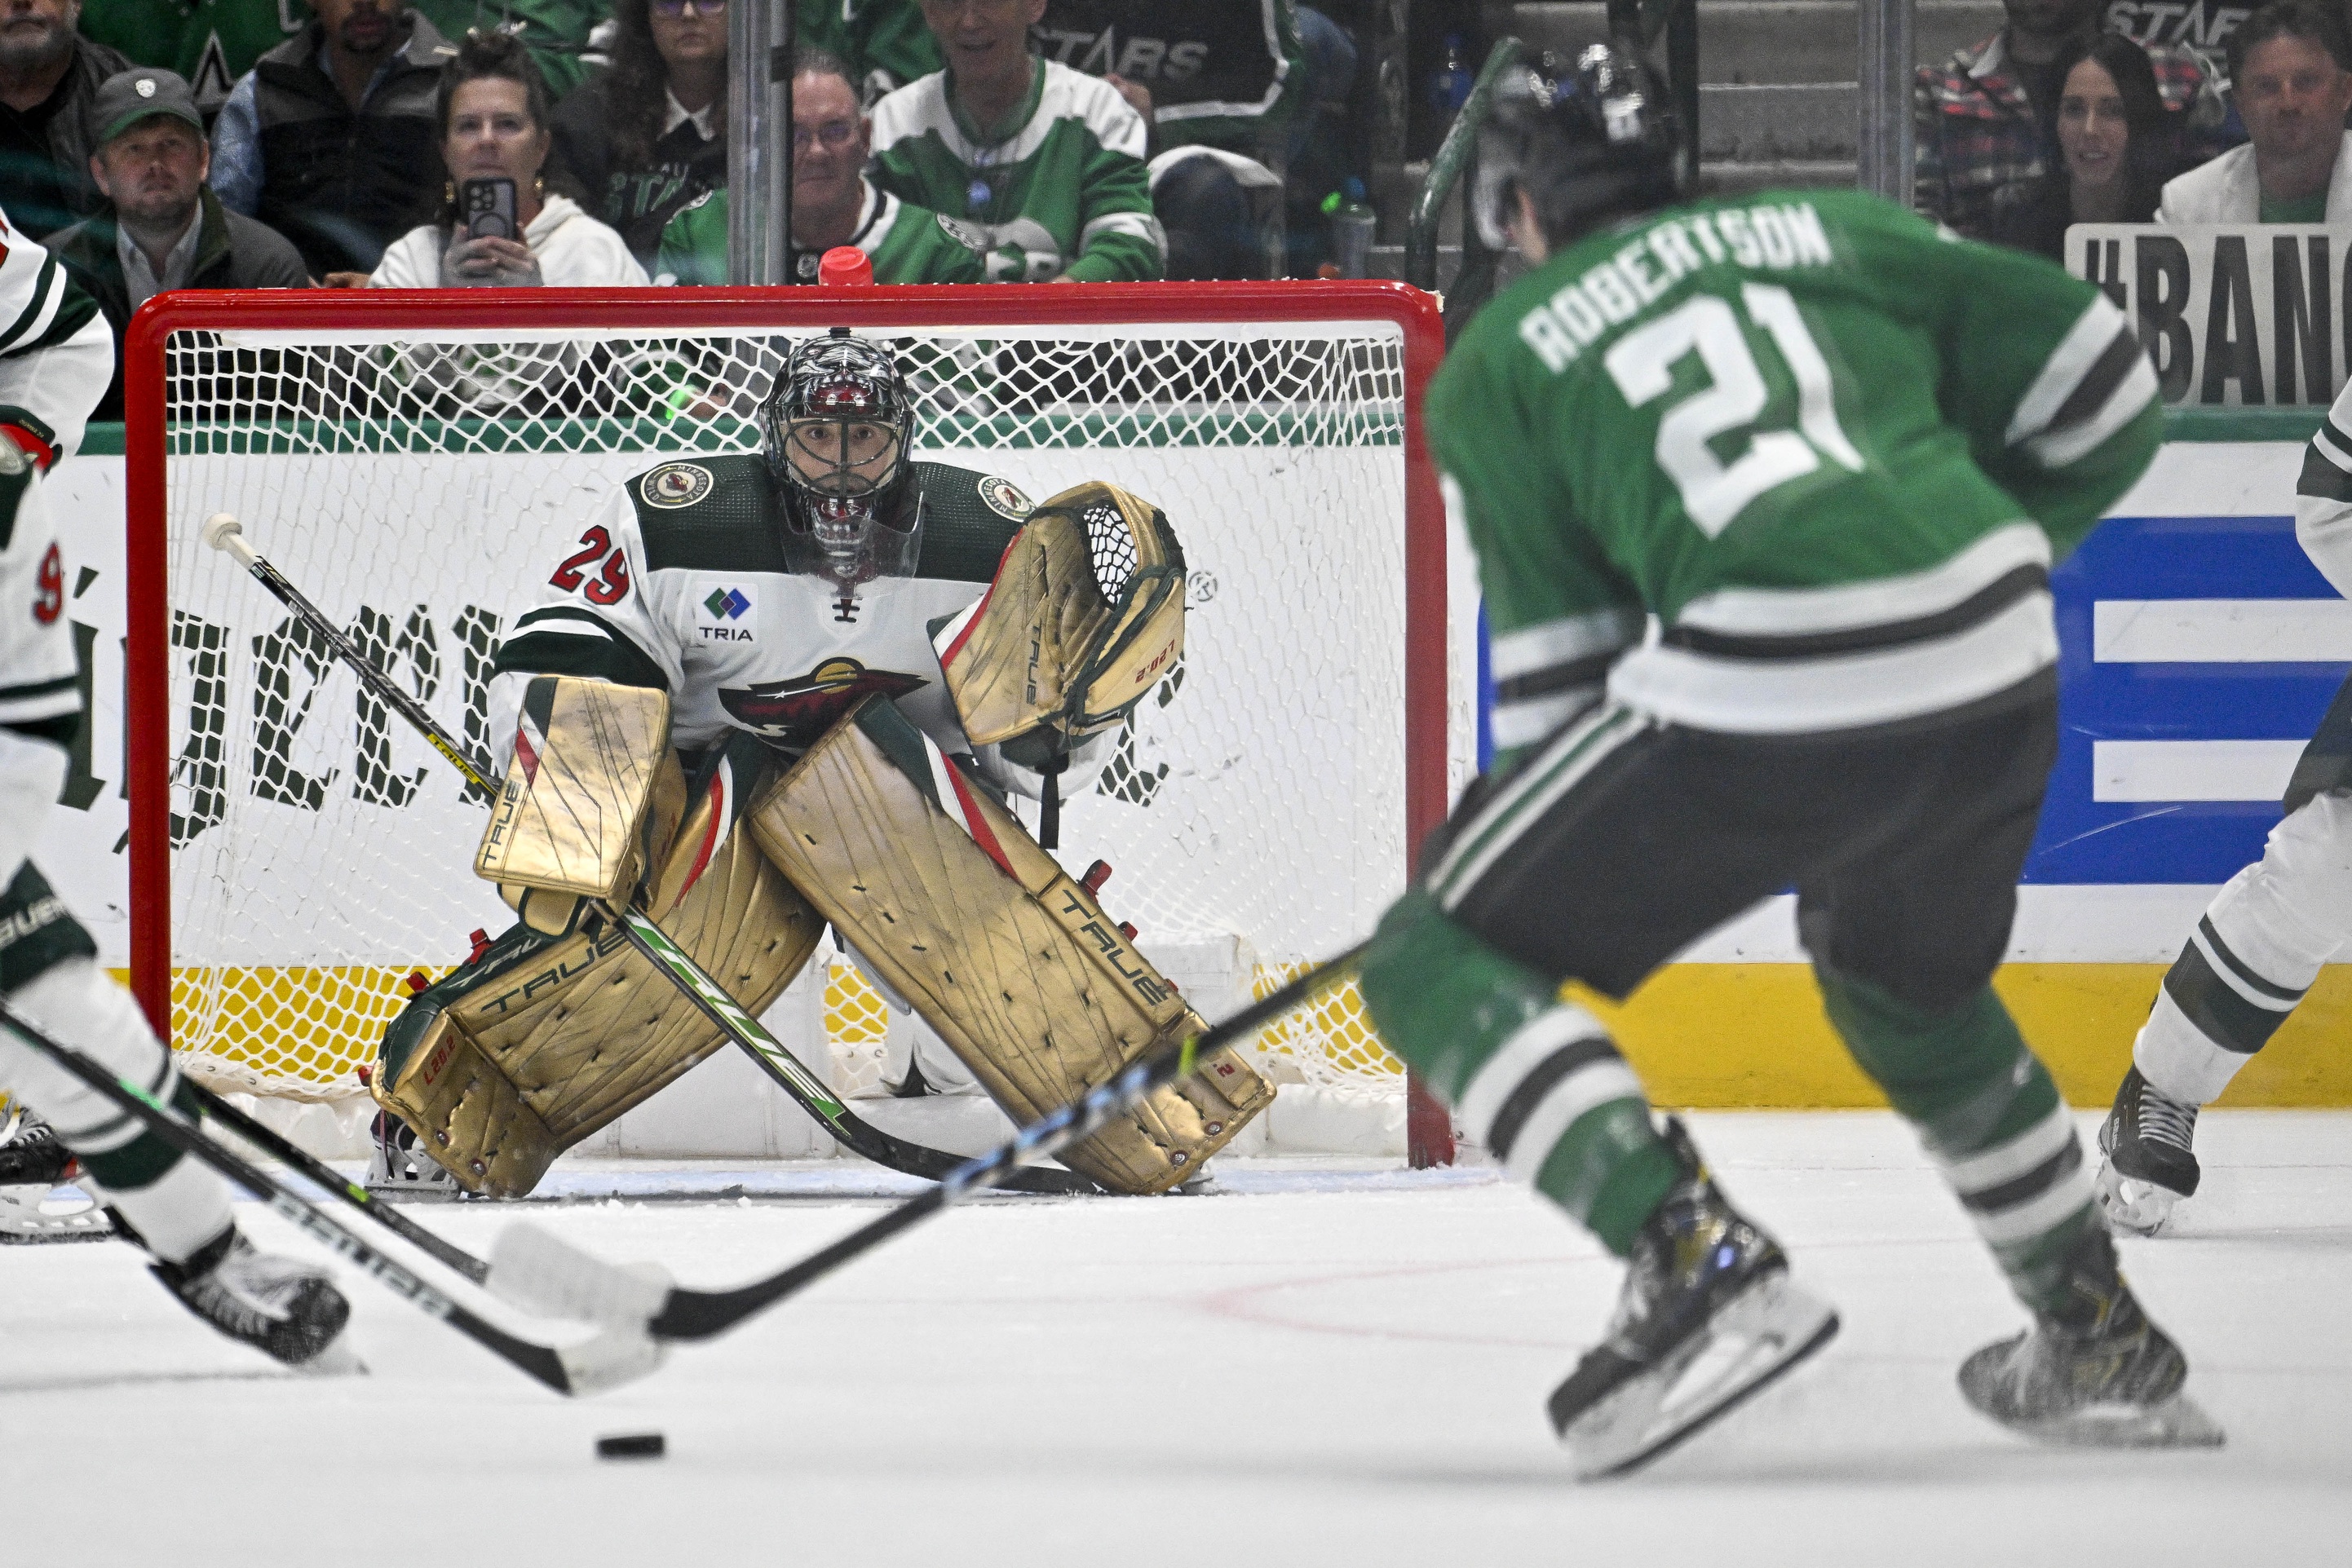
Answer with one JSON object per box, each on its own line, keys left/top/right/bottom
{"left": 42, "top": 68, "right": 305, "bottom": 419}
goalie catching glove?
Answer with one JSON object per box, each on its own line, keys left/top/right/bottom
{"left": 932, "top": 480, "right": 1186, "bottom": 778}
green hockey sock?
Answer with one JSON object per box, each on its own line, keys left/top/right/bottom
{"left": 1816, "top": 966, "right": 2098, "bottom": 1312}
{"left": 1362, "top": 890, "right": 1676, "bottom": 1255}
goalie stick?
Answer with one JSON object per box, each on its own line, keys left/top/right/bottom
{"left": 201, "top": 513, "right": 1092, "bottom": 1197}
{"left": 0, "top": 997, "right": 661, "bottom": 1394}
{"left": 490, "top": 945, "right": 1367, "bottom": 1340}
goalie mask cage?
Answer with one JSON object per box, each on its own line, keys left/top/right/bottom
{"left": 123, "top": 282, "right": 1461, "bottom": 1163}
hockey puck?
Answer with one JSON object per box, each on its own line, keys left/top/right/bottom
{"left": 595, "top": 1433, "right": 665, "bottom": 1460}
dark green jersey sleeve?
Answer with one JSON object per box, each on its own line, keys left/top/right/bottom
{"left": 1426, "top": 360, "right": 1644, "bottom": 765}
{"left": 1855, "top": 208, "right": 2162, "bottom": 559}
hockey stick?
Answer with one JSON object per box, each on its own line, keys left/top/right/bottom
{"left": 490, "top": 944, "right": 1368, "bottom": 1341}
{"left": 180, "top": 1080, "right": 491, "bottom": 1287}
{"left": 200, "top": 513, "right": 1091, "bottom": 1196}
{"left": 0, "top": 998, "right": 661, "bottom": 1394}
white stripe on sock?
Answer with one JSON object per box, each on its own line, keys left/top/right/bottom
{"left": 1970, "top": 1155, "right": 2097, "bottom": 1247}
{"left": 1936, "top": 1098, "right": 2076, "bottom": 1195}
{"left": 1454, "top": 1004, "right": 1610, "bottom": 1142}
{"left": 1501, "top": 1060, "right": 1647, "bottom": 1186}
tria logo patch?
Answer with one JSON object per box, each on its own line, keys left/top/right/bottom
{"left": 704, "top": 586, "right": 749, "bottom": 620}
{"left": 643, "top": 462, "right": 714, "bottom": 509}
{"left": 718, "top": 658, "right": 926, "bottom": 748}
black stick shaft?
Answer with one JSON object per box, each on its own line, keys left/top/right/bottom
{"left": 183, "top": 1080, "right": 489, "bottom": 1285}
{"left": 649, "top": 944, "right": 1367, "bottom": 1339}
{"left": 234, "top": 553, "right": 498, "bottom": 802}
{"left": 0, "top": 1000, "right": 577, "bottom": 1392}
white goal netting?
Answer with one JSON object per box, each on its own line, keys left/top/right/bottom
{"left": 137, "top": 298, "right": 1452, "bottom": 1124}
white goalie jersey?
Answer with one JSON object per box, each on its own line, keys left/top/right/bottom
{"left": 485, "top": 454, "right": 1109, "bottom": 798}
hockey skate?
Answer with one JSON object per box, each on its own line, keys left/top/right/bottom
{"left": 1547, "top": 1119, "right": 1839, "bottom": 1479}
{"left": 1958, "top": 1226, "right": 2222, "bottom": 1449}
{"left": 365, "top": 1110, "right": 465, "bottom": 1200}
{"left": 0, "top": 1109, "right": 109, "bottom": 1243}
{"left": 150, "top": 1224, "right": 357, "bottom": 1370}
{"left": 2095, "top": 1067, "right": 2199, "bottom": 1237}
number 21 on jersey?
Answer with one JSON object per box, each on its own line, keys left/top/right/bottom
{"left": 1603, "top": 283, "right": 1863, "bottom": 537}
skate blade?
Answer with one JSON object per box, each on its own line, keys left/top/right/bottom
{"left": 0, "top": 1182, "right": 112, "bottom": 1243}
{"left": 2094, "top": 1161, "right": 2181, "bottom": 1238}
{"left": 2008, "top": 1390, "right": 2225, "bottom": 1450}
{"left": 1561, "top": 1272, "right": 1841, "bottom": 1481}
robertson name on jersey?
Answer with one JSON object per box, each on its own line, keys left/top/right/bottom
{"left": 488, "top": 457, "right": 1039, "bottom": 766}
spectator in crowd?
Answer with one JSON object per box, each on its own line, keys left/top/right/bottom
{"left": 870, "top": 0, "right": 1161, "bottom": 282}
{"left": 2160, "top": 0, "right": 2352, "bottom": 220}
{"left": 369, "top": 28, "right": 644, "bottom": 286}
{"left": 1039, "top": 0, "right": 1333, "bottom": 279}
{"left": 549, "top": 0, "right": 727, "bottom": 282}
{"left": 43, "top": 68, "right": 307, "bottom": 419}
{"left": 412, "top": 1, "right": 610, "bottom": 99}
{"left": 1994, "top": 32, "right": 2177, "bottom": 258}
{"left": 80, "top": 0, "right": 306, "bottom": 117}
{"left": 0, "top": 0, "right": 127, "bottom": 239}
{"left": 798, "top": 0, "right": 939, "bottom": 101}
{"left": 1916, "top": 0, "right": 2238, "bottom": 239}
{"left": 767, "top": 48, "right": 988, "bottom": 283}
{"left": 210, "top": 0, "right": 458, "bottom": 280}
{"left": 367, "top": 31, "right": 642, "bottom": 417}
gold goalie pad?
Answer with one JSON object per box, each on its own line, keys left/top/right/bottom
{"left": 747, "top": 697, "right": 1271, "bottom": 1195}
{"left": 475, "top": 675, "right": 672, "bottom": 902}
{"left": 377, "top": 742, "right": 822, "bottom": 1196}
{"left": 932, "top": 481, "right": 1187, "bottom": 751}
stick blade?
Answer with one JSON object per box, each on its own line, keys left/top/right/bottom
{"left": 558, "top": 1325, "right": 668, "bottom": 1396}
{"left": 489, "top": 1221, "right": 673, "bottom": 1327}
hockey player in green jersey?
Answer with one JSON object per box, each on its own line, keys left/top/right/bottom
{"left": 1355, "top": 44, "right": 2217, "bottom": 1476}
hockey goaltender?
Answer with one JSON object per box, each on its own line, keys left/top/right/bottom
{"left": 366, "top": 330, "right": 1271, "bottom": 1198}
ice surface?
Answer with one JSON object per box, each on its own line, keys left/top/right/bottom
{"left": 5, "top": 1112, "right": 2345, "bottom": 1566}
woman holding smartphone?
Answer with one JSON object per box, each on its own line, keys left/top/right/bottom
{"left": 370, "top": 29, "right": 648, "bottom": 289}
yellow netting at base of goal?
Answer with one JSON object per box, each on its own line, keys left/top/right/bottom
{"left": 158, "top": 960, "right": 1407, "bottom": 1105}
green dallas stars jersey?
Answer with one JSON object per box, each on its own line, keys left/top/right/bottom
{"left": 869, "top": 59, "right": 1164, "bottom": 283}
{"left": 81, "top": 0, "right": 307, "bottom": 113}
{"left": 654, "top": 183, "right": 992, "bottom": 286}
{"left": 1433, "top": 188, "right": 2160, "bottom": 757}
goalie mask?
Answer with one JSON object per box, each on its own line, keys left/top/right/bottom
{"left": 1472, "top": 41, "right": 1684, "bottom": 254}
{"left": 761, "top": 330, "right": 920, "bottom": 587}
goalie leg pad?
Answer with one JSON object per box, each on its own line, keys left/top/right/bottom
{"left": 378, "top": 740, "right": 822, "bottom": 1195}
{"left": 747, "top": 697, "right": 1271, "bottom": 1195}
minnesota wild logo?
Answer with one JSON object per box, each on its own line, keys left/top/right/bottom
{"left": 718, "top": 658, "right": 926, "bottom": 747}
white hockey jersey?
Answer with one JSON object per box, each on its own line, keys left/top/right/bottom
{"left": 0, "top": 202, "right": 113, "bottom": 889}
{"left": 487, "top": 456, "right": 1102, "bottom": 797}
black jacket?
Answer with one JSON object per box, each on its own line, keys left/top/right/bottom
{"left": 250, "top": 13, "right": 454, "bottom": 276}
{"left": 548, "top": 70, "right": 726, "bottom": 273}
{"left": 45, "top": 188, "right": 310, "bottom": 419}
{"left": 0, "top": 36, "right": 133, "bottom": 239}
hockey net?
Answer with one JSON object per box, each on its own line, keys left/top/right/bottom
{"left": 123, "top": 285, "right": 1455, "bottom": 1146}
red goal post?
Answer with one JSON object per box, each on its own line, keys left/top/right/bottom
{"left": 122, "top": 280, "right": 1459, "bottom": 1164}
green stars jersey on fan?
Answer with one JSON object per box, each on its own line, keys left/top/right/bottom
{"left": 1433, "top": 188, "right": 2161, "bottom": 758}
{"left": 81, "top": 0, "right": 307, "bottom": 113}
{"left": 659, "top": 184, "right": 992, "bottom": 286}
{"left": 869, "top": 59, "right": 1165, "bottom": 282}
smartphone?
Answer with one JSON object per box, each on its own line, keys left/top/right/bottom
{"left": 461, "top": 177, "right": 519, "bottom": 241}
